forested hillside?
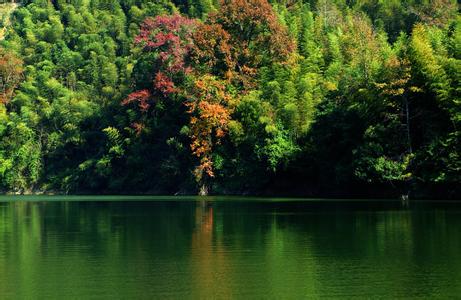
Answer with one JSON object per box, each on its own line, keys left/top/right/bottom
{"left": 0, "top": 0, "right": 459, "bottom": 198}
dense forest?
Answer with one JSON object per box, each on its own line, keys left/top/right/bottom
{"left": 0, "top": 0, "right": 459, "bottom": 198}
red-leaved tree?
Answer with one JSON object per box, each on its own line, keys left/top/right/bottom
{"left": 122, "top": 15, "right": 198, "bottom": 112}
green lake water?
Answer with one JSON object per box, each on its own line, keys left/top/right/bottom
{"left": 0, "top": 197, "right": 460, "bottom": 299}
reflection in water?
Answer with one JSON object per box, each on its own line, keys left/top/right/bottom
{"left": 0, "top": 199, "right": 460, "bottom": 298}
{"left": 191, "top": 201, "right": 232, "bottom": 298}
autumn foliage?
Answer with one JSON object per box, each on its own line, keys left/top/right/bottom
{"left": 186, "top": 75, "right": 233, "bottom": 180}
{"left": 190, "top": 23, "right": 234, "bottom": 80}
{"left": 209, "top": 0, "right": 295, "bottom": 87}
{"left": 122, "top": 89, "right": 152, "bottom": 111}
{"left": 123, "top": 15, "right": 197, "bottom": 111}
{"left": 0, "top": 48, "right": 23, "bottom": 104}
{"left": 134, "top": 15, "right": 197, "bottom": 74}
{"left": 124, "top": 0, "right": 295, "bottom": 187}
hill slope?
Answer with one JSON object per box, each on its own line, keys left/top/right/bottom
{"left": 0, "top": 0, "right": 459, "bottom": 198}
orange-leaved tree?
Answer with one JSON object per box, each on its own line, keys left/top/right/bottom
{"left": 190, "top": 23, "right": 235, "bottom": 81}
{"left": 0, "top": 48, "right": 23, "bottom": 104}
{"left": 185, "top": 75, "right": 234, "bottom": 194}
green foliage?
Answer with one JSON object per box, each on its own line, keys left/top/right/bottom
{"left": 0, "top": 0, "right": 458, "bottom": 198}
{"left": 0, "top": 115, "right": 42, "bottom": 192}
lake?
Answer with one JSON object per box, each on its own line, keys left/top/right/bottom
{"left": 0, "top": 196, "right": 460, "bottom": 298}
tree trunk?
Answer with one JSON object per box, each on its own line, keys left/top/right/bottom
{"left": 198, "top": 183, "right": 209, "bottom": 196}
{"left": 404, "top": 96, "right": 412, "bottom": 154}
{"left": 403, "top": 95, "right": 413, "bottom": 199}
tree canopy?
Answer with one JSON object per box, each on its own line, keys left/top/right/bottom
{"left": 0, "top": 0, "right": 459, "bottom": 198}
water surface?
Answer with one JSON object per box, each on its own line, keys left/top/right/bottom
{"left": 0, "top": 197, "right": 460, "bottom": 298}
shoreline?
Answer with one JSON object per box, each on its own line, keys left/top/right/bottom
{"left": 0, "top": 192, "right": 459, "bottom": 201}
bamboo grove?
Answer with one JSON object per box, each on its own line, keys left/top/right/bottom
{"left": 0, "top": 0, "right": 459, "bottom": 198}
